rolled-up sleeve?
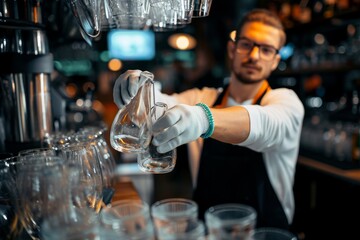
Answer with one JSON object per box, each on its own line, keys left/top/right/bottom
{"left": 238, "top": 89, "right": 304, "bottom": 153}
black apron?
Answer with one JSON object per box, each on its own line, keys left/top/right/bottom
{"left": 192, "top": 84, "right": 289, "bottom": 229}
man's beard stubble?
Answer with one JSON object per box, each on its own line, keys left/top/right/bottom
{"left": 231, "top": 60, "right": 270, "bottom": 84}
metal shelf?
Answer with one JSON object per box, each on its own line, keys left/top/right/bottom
{"left": 0, "top": 17, "right": 45, "bottom": 30}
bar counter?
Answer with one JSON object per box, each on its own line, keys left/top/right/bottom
{"left": 297, "top": 155, "right": 360, "bottom": 184}
{"left": 111, "top": 176, "right": 142, "bottom": 202}
{"left": 294, "top": 155, "right": 360, "bottom": 239}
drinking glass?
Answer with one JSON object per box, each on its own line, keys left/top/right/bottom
{"left": 43, "top": 130, "right": 76, "bottom": 150}
{"left": 149, "top": 0, "right": 193, "bottom": 31}
{"left": 59, "top": 143, "right": 104, "bottom": 213}
{"left": 100, "top": 0, "right": 116, "bottom": 30}
{"left": 100, "top": 200, "right": 156, "bottom": 239}
{"left": 149, "top": 0, "right": 172, "bottom": 32}
{"left": 110, "top": 71, "right": 154, "bottom": 153}
{"left": 0, "top": 156, "right": 23, "bottom": 240}
{"left": 18, "top": 147, "right": 57, "bottom": 159}
{"left": 171, "top": 0, "right": 194, "bottom": 25}
{"left": 192, "top": 0, "right": 212, "bottom": 17}
{"left": 67, "top": 0, "right": 101, "bottom": 38}
{"left": 205, "top": 204, "right": 257, "bottom": 240}
{"left": 156, "top": 219, "right": 206, "bottom": 240}
{"left": 137, "top": 102, "right": 177, "bottom": 174}
{"left": 151, "top": 198, "right": 198, "bottom": 237}
{"left": 16, "top": 156, "right": 68, "bottom": 240}
{"left": 107, "top": 0, "right": 151, "bottom": 29}
{"left": 76, "top": 126, "right": 117, "bottom": 204}
{"left": 251, "top": 227, "right": 297, "bottom": 240}
{"left": 41, "top": 207, "right": 100, "bottom": 240}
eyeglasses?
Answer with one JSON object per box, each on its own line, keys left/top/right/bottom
{"left": 235, "top": 38, "right": 279, "bottom": 61}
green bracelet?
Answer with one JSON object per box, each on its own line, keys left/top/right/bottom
{"left": 196, "top": 103, "right": 215, "bottom": 139}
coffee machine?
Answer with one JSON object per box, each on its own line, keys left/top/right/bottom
{"left": 0, "top": 1, "right": 54, "bottom": 154}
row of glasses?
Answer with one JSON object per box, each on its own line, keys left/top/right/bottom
{"left": 96, "top": 198, "right": 202, "bottom": 239}
{"left": 16, "top": 155, "right": 69, "bottom": 240}
{"left": 205, "top": 204, "right": 298, "bottom": 240}
{"left": 45, "top": 125, "right": 117, "bottom": 204}
{"left": 1, "top": 127, "right": 113, "bottom": 240}
{"left": 0, "top": 154, "right": 23, "bottom": 240}
{"left": 150, "top": 198, "right": 298, "bottom": 240}
{"left": 15, "top": 144, "right": 116, "bottom": 240}
{"left": 0, "top": 125, "right": 116, "bottom": 239}
{"left": 67, "top": 0, "right": 213, "bottom": 43}
{"left": 0, "top": 153, "right": 71, "bottom": 240}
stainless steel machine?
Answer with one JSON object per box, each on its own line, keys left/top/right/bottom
{"left": 0, "top": 1, "right": 54, "bottom": 154}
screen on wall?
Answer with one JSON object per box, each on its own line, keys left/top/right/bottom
{"left": 107, "top": 29, "right": 156, "bottom": 61}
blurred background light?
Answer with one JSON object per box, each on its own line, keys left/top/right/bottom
{"left": 168, "top": 33, "right": 197, "bottom": 50}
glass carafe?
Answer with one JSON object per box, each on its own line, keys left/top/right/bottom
{"left": 110, "top": 71, "right": 154, "bottom": 153}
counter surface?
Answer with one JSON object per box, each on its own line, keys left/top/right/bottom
{"left": 298, "top": 155, "right": 360, "bottom": 184}
{"left": 111, "top": 177, "right": 142, "bottom": 202}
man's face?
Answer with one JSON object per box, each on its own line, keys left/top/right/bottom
{"left": 227, "top": 22, "right": 282, "bottom": 84}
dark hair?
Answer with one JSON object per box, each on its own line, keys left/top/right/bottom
{"left": 235, "top": 8, "right": 286, "bottom": 47}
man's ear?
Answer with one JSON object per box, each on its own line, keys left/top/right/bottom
{"left": 271, "top": 54, "right": 281, "bottom": 71}
{"left": 227, "top": 40, "right": 236, "bottom": 60}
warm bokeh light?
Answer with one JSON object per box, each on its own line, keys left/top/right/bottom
{"left": 314, "top": 33, "right": 325, "bottom": 45}
{"left": 108, "top": 58, "right": 122, "bottom": 71}
{"left": 229, "top": 30, "right": 236, "bottom": 41}
{"left": 177, "top": 36, "right": 190, "bottom": 50}
{"left": 82, "top": 81, "right": 95, "bottom": 92}
{"left": 168, "top": 33, "right": 197, "bottom": 50}
{"left": 92, "top": 99, "right": 105, "bottom": 115}
{"left": 65, "top": 83, "right": 77, "bottom": 98}
{"left": 347, "top": 24, "right": 356, "bottom": 37}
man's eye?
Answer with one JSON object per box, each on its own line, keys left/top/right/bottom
{"left": 240, "top": 42, "right": 252, "bottom": 49}
{"left": 261, "top": 47, "right": 274, "bottom": 55}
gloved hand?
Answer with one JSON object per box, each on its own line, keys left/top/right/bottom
{"left": 152, "top": 104, "right": 210, "bottom": 153}
{"left": 113, "top": 69, "right": 154, "bottom": 109}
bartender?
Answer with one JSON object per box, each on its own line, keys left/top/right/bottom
{"left": 113, "top": 8, "right": 304, "bottom": 229}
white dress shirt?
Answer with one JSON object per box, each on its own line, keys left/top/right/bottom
{"left": 158, "top": 85, "right": 305, "bottom": 224}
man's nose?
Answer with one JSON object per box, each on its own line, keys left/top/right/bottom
{"left": 249, "top": 46, "right": 261, "bottom": 60}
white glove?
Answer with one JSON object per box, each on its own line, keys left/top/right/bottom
{"left": 113, "top": 70, "right": 154, "bottom": 109}
{"left": 152, "top": 104, "right": 210, "bottom": 153}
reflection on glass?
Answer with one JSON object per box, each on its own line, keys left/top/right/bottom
{"left": 110, "top": 71, "right": 154, "bottom": 153}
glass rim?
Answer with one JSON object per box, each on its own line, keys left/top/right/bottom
{"left": 253, "top": 227, "right": 297, "bottom": 239}
{"left": 151, "top": 198, "right": 198, "bottom": 218}
{"left": 101, "top": 199, "right": 151, "bottom": 222}
{"left": 205, "top": 203, "right": 257, "bottom": 224}
{"left": 0, "top": 155, "right": 19, "bottom": 168}
{"left": 18, "top": 147, "right": 56, "bottom": 156}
